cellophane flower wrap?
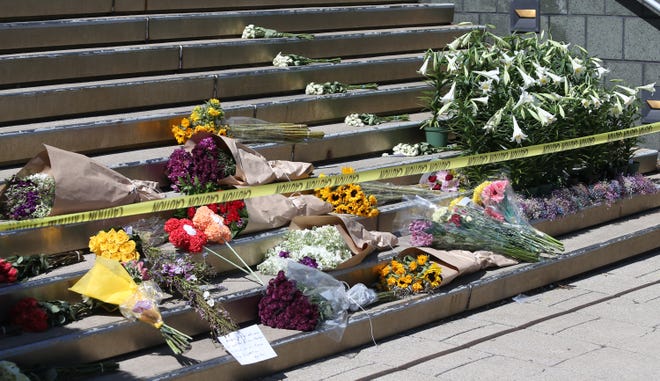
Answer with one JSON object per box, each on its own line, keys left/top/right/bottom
{"left": 258, "top": 261, "right": 351, "bottom": 341}
{"left": 69, "top": 257, "right": 192, "bottom": 354}
{"left": 403, "top": 180, "right": 564, "bottom": 262}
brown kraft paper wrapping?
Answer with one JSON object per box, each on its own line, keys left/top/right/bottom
{"left": 289, "top": 215, "right": 399, "bottom": 270}
{"left": 185, "top": 133, "right": 314, "bottom": 186}
{"left": 398, "top": 247, "right": 518, "bottom": 286}
{"left": 241, "top": 194, "right": 334, "bottom": 234}
{"left": 1, "top": 145, "right": 162, "bottom": 216}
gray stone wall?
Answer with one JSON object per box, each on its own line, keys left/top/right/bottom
{"left": 423, "top": 0, "right": 660, "bottom": 149}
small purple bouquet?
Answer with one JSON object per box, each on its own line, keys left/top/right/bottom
{"left": 165, "top": 135, "right": 236, "bottom": 194}
{"left": 0, "top": 173, "right": 55, "bottom": 220}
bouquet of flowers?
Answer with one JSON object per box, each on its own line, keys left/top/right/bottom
{"left": 69, "top": 257, "right": 193, "bottom": 355}
{"left": 4, "top": 296, "right": 97, "bottom": 333}
{"left": 405, "top": 179, "right": 564, "bottom": 262}
{"left": 344, "top": 113, "right": 410, "bottom": 127}
{"left": 378, "top": 253, "right": 443, "bottom": 296}
{"left": 305, "top": 81, "right": 378, "bottom": 95}
{"left": 165, "top": 206, "right": 264, "bottom": 285}
{"left": 171, "top": 98, "right": 323, "bottom": 144}
{"left": 273, "top": 52, "right": 341, "bottom": 67}
{"left": 143, "top": 245, "right": 238, "bottom": 341}
{"left": 166, "top": 135, "right": 236, "bottom": 194}
{"left": 257, "top": 225, "right": 352, "bottom": 275}
{"left": 241, "top": 24, "right": 313, "bottom": 40}
{"left": 314, "top": 167, "right": 379, "bottom": 217}
{"left": 519, "top": 174, "right": 658, "bottom": 221}
{"left": 0, "top": 173, "right": 54, "bottom": 220}
{"left": 377, "top": 247, "right": 517, "bottom": 295}
{"left": 0, "top": 251, "right": 85, "bottom": 284}
{"left": 419, "top": 170, "right": 463, "bottom": 192}
{"left": 180, "top": 201, "right": 248, "bottom": 238}
{"left": 381, "top": 142, "right": 444, "bottom": 157}
{"left": 89, "top": 228, "right": 140, "bottom": 262}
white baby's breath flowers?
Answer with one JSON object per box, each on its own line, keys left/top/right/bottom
{"left": 241, "top": 24, "right": 256, "bottom": 39}
{"left": 272, "top": 52, "right": 292, "bottom": 67}
{"left": 344, "top": 113, "right": 365, "bottom": 127}
{"left": 305, "top": 82, "right": 324, "bottom": 95}
{"left": 392, "top": 143, "right": 420, "bottom": 157}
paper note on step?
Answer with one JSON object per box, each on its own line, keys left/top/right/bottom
{"left": 218, "top": 325, "right": 277, "bottom": 365}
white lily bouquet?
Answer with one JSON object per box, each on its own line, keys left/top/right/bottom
{"left": 273, "top": 52, "right": 341, "bottom": 67}
{"left": 305, "top": 81, "right": 378, "bottom": 95}
{"left": 419, "top": 26, "right": 656, "bottom": 190}
{"left": 241, "top": 24, "right": 314, "bottom": 40}
{"left": 344, "top": 113, "right": 410, "bottom": 127}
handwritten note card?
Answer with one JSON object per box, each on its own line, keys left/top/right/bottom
{"left": 219, "top": 325, "right": 278, "bottom": 365}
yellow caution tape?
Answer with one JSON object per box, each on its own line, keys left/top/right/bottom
{"left": 1, "top": 122, "right": 658, "bottom": 232}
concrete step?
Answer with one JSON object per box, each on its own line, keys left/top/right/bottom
{"left": 0, "top": 0, "right": 412, "bottom": 21}
{"left": 0, "top": 53, "right": 425, "bottom": 125}
{"left": 0, "top": 25, "right": 468, "bottom": 88}
{"left": 0, "top": 4, "right": 453, "bottom": 52}
{"left": 2, "top": 205, "right": 657, "bottom": 378}
{"left": 0, "top": 83, "right": 429, "bottom": 167}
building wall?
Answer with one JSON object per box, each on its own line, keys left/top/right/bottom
{"left": 424, "top": 0, "right": 660, "bottom": 148}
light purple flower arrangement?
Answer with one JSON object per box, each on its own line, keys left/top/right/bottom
{"left": 518, "top": 174, "right": 657, "bottom": 221}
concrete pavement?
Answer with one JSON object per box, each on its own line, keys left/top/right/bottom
{"left": 259, "top": 249, "right": 660, "bottom": 380}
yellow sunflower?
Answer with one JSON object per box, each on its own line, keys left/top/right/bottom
{"left": 472, "top": 181, "right": 492, "bottom": 206}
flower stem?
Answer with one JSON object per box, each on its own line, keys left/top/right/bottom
{"left": 204, "top": 245, "right": 264, "bottom": 286}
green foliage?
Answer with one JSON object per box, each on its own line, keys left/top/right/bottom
{"left": 420, "top": 28, "right": 653, "bottom": 190}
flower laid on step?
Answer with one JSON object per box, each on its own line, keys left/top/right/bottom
{"left": 257, "top": 225, "right": 353, "bottom": 275}
{"left": 89, "top": 228, "right": 140, "bottom": 262}
{"left": 381, "top": 142, "right": 443, "bottom": 157}
{"left": 70, "top": 257, "right": 193, "bottom": 355}
{"left": 304, "top": 81, "right": 378, "bottom": 95}
{"left": 0, "top": 173, "right": 55, "bottom": 220}
{"left": 344, "top": 113, "right": 410, "bottom": 127}
{"left": 314, "top": 167, "right": 379, "bottom": 218}
{"left": 166, "top": 206, "right": 263, "bottom": 285}
{"left": 142, "top": 244, "right": 239, "bottom": 340}
{"left": 0, "top": 359, "right": 119, "bottom": 380}
{"left": 518, "top": 174, "right": 658, "bottom": 221}
{"left": 419, "top": 169, "right": 463, "bottom": 192}
{"left": 272, "top": 52, "right": 341, "bottom": 67}
{"left": 404, "top": 188, "right": 564, "bottom": 262}
{"left": 181, "top": 201, "right": 248, "bottom": 238}
{"left": 378, "top": 254, "right": 443, "bottom": 296}
{"left": 241, "top": 24, "right": 314, "bottom": 40}
{"left": 171, "top": 98, "right": 323, "bottom": 144}
{"left": 0, "top": 251, "right": 86, "bottom": 284}
{"left": 4, "top": 296, "right": 98, "bottom": 333}
{"left": 166, "top": 135, "right": 236, "bottom": 194}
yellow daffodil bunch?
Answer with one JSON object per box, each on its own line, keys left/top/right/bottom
{"left": 171, "top": 98, "right": 227, "bottom": 144}
{"left": 314, "top": 167, "right": 379, "bottom": 217}
{"left": 88, "top": 228, "right": 140, "bottom": 262}
{"left": 378, "top": 254, "right": 442, "bottom": 296}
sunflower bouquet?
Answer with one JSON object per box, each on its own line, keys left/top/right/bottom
{"left": 378, "top": 253, "right": 443, "bottom": 296}
{"left": 314, "top": 167, "right": 379, "bottom": 217}
{"left": 171, "top": 98, "right": 323, "bottom": 144}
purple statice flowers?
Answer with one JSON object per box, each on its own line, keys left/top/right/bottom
{"left": 518, "top": 175, "right": 657, "bottom": 222}
{"left": 165, "top": 136, "right": 236, "bottom": 195}
{"left": 408, "top": 219, "right": 434, "bottom": 247}
{"left": 258, "top": 271, "right": 320, "bottom": 332}
{"left": 1, "top": 173, "right": 55, "bottom": 220}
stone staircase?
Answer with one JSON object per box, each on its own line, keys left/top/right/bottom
{"left": 0, "top": 1, "right": 658, "bottom": 380}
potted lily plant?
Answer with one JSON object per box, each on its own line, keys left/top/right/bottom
{"left": 419, "top": 25, "right": 655, "bottom": 190}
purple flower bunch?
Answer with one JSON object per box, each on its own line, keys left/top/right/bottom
{"left": 160, "top": 257, "right": 198, "bottom": 285}
{"left": 165, "top": 136, "right": 236, "bottom": 195}
{"left": 519, "top": 175, "right": 657, "bottom": 221}
{"left": 0, "top": 173, "right": 55, "bottom": 220}
{"left": 258, "top": 271, "right": 320, "bottom": 332}
{"left": 409, "top": 219, "right": 434, "bottom": 247}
